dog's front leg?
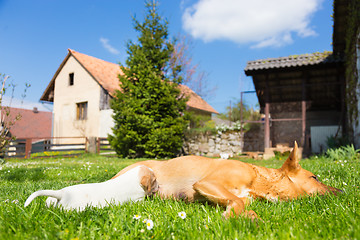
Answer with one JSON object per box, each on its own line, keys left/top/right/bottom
{"left": 193, "top": 180, "right": 258, "bottom": 220}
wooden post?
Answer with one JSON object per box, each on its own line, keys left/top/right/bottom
{"left": 264, "top": 75, "right": 270, "bottom": 149}
{"left": 96, "top": 138, "right": 101, "bottom": 154}
{"left": 301, "top": 74, "right": 307, "bottom": 150}
{"left": 25, "top": 138, "right": 32, "bottom": 159}
{"left": 86, "top": 137, "right": 97, "bottom": 154}
{"left": 301, "top": 100, "right": 306, "bottom": 148}
{"left": 264, "top": 102, "right": 270, "bottom": 149}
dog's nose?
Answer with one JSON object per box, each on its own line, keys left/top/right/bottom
{"left": 336, "top": 188, "right": 344, "bottom": 194}
{"left": 331, "top": 187, "right": 343, "bottom": 196}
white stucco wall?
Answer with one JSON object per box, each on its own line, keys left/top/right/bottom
{"left": 53, "top": 56, "right": 102, "bottom": 142}
{"left": 99, "top": 109, "right": 115, "bottom": 138}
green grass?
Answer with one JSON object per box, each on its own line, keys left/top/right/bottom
{"left": 0, "top": 153, "right": 359, "bottom": 239}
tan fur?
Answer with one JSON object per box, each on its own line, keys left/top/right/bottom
{"left": 139, "top": 166, "right": 159, "bottom": 196}
{"left": 112, "top": 142, "right": 341, "bottom": 219}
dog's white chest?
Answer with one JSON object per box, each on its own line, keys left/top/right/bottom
{"left": 236, "top": 188, "right": 251, "bottom": 198}
{"left": 231, "top": 187, "right": 253, "bottom": 201}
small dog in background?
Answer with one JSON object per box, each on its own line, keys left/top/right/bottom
{"left": 24, "top": 165, "right": 158, "bottom": 211}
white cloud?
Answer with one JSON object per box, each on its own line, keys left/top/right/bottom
{"left": 182, "top": 0, "right": 323, "bottom": 48}
{"left": 100, "top": 37, "right": 120, "bottom": 55}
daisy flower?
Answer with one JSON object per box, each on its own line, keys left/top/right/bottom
{"left": 178, "top": 211, "right": 186, "bottom": 219}
{"left": 144, "top": 219, "right": 154, "bottom": 230}
{"left": 133, "top": 214, "right": 141, "bottom": 220}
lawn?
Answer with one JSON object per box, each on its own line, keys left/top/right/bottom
{"left": 0, "top": 150, "right": 359, "bottom": 240}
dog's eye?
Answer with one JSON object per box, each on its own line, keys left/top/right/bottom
{"left": 311, "top": 175, "right": 318, "bottom": 181}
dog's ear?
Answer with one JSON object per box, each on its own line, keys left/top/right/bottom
{"left": 280, "top": 141, "right": 300, "bottom": 173}
{"left": 139, "top": 166, "right": 158, "bottom": 194}
{"left": 140, "top": 171, "right": 152, "bottom": 193}
{"left": 140, "top": 175, "right": 151, "bottom": 193}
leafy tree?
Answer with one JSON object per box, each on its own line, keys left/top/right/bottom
{"left": 169, "top": 34, "right": 216, "bottom": 100}
{"left": 109, "top": 1, "right": 188, "bottom": 158}
{"left": 218, "top": 100, "right": 261, "bottom": 131}
{"left": 0, "top": 74, "right": 30, "bottom": 158}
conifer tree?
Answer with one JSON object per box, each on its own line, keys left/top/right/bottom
{"left": 109, "top": 1, "right": 188, "bottom": 158}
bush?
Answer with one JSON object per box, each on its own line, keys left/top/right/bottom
{"left": 326, "top": 135, "right": 351, "bottom": 149}
{"left": 215, "top": 121, "right": 245, "bottom": 134}
{"left": 326, "top": 144, "right": 360, "bottom": 161}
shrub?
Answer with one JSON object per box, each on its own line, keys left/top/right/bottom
{"left": 326, "top": 144, "right": 360, "bottom": 161}
{"left": 326, "top": 135, "right": 351, "bottom": 149}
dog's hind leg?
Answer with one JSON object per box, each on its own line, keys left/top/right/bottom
{"left": 45, "top": 197, "right": 58, "bottom": 207}
{"left": 193, "top": 180, "right": 258, "bottom": 220}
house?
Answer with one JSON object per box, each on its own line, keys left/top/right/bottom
{"left": 244, "top": 0, "right": 360, "bottom": 154}
{"left": 1, "top": 107, "right": 52, "bottom": 141}
{"left": 40, "top": 49, "right": 218, "bottom": 142}
{"left": 0, "top": 107, "right": 52, "bottom": 155}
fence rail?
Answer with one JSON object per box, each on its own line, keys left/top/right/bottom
{"left": 2, "top": 137, "right": 89, "bottom": 159}
{"left": 1, "top": 137, "right": 117, "bottom": 159}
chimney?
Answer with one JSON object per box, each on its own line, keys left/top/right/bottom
{"left": 33, "top": 107, "right": 39, "bottom": 113}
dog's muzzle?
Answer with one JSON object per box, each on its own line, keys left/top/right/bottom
{"left": 330, "top": 186, "right": 343, "bottom": 196}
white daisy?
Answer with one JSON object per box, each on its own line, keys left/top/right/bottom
{"left": 145, "top": 219, "right": 154, "bottom": 230}
{"left": 178, "top": 211, "right": 186, "bottom": 219}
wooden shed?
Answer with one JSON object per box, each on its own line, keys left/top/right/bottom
{"left": 243, "top": 0, "right": 355, "bottom": 155}
{"left": 244, "top": 52, "right": 345, "bottom": 154}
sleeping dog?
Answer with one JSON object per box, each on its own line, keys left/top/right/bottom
{"left": 112, "top": 142, "right": 342, "bottom": 219}
{"left": 24, "top": 165, "right": 158, "bottom": 211}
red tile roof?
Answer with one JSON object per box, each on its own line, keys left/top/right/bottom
{"left": 2, "top": 107, "right": 52, "bottom": 142}
{"left": 178, "top": 84, "right": 218, "bottom": 114}
{"left": 41, "top": 49, "right": 218, "bottom": 114}
{"left": 68, "top": 49, "right": 123, "bottom": 96}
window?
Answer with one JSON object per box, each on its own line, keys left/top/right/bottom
{"left": 69, "top": 73, "right": 74, "bottom": 86}
{"left": 76, "top": 102, "right": 88, "bottom": 120}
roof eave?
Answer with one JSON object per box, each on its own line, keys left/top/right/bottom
{"left": 40, "top": 50, "right": 72, "bottom": 102}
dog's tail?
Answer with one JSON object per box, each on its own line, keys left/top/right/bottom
{"left": 24, "top": 190, "right": 62, "bottom": 207}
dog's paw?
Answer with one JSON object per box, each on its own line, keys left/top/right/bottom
{"left": 222, "top": 209, "right": 262, "bottom": 222}
{"left": 243, "top": 210, "right": 262, "bottom": 221}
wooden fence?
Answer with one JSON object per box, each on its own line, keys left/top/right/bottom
{"left": 1, "top": 137, "right": 117, "bottom": 159}
{"left": 96, "top": 138, "right": 116, "bottom": 156}
{"left": 2, "top": 137, "right": 88, "bottom": 159}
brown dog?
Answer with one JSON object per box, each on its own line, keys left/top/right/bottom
{"left": 112, "top": 142, "right": 341, "bottom": 219}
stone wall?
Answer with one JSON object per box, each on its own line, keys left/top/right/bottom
{"left": 183, "top": 129, "right": 264, "bottom": 157}
{"left": 184, "top": 131, "right": 244, "bottom": 157}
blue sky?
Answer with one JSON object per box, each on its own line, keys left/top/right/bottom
{"left": 0, "top": 0, "right": 333, "bottom": 113}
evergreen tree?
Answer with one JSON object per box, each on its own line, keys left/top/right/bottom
{"left": 109, "top": 1, "right": 188, "bottom": 158}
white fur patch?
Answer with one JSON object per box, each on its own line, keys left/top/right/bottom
{"left": 265, "top": 195, "right": 279, "bottom": 203}
{"left": 237, "top": 188, "right": 251, "bottom": 198}
{"left": 25, "top": 165, "right": 154, "bottom": 211}
{"left": 233, "top": 187, "right": 254, "bottom": 203}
